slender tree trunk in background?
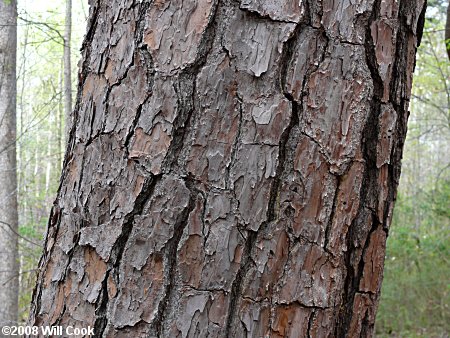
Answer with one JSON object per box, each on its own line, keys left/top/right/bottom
{"left": 33, "top": 148, "right": 39, "bottom": 198}
{"left": 18, "top": 10, "right": 29, "bottom": 192}
{"left": 30, "top": 0, "right": 426, "bottom": 336}
{"left": 57, "top": 58, "right": 64, "bottom": 173}
{"left": 0, "top": 0, "right": 19, "bottom": 326}
{"left": 446, "top": 0, "right": 450, "bottom": 60}
{"left": 64, "top": 0, "right": 73, "bottom": 143}
{"left": 45, "top": 130, "right": 52, "bottom": 194}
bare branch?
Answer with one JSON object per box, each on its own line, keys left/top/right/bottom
{"left": 0, "top": 220, "right": 41, "bottom": 247}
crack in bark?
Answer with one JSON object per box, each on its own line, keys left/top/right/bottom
{"left": 238, "top": 5, "right": 299, "bottom": 25}
{"left": 307, "top": 310, "right": 316, "bottom": 338}
{"left": 149, "top": 179, "right": 198, "bottom": 337}
{"left": 92, "top": 270, "right": 110, "bottom": 338}
{"left": 224, "top": 26, "right": 305, "bottom": 332}
{"left": 360, "top": 307, "right": 372, "bottom": 338}
{"left": 196, "top": 189, "right": 209, "bottom": 249}
{"left": 86, "top": 0, "right": 155, "bottom": 148}
{"left": 161, "top": 0, "right": 219, "bottom": 174}
{"left": 323, "top": 175, "right": 341, "bottom": 254}
{"left": 94, "top": 174, "right": 162, "bottom": 337}
{"left": 160, "top": 73, "right": 197, "bottom": 173}
{"left": 222, "top": 101, "right": 299, "bottom": 335}
{"left": 223, "top": 229, "right": 257, "bottom": 337}
{"left": 274, "top": 300, "right": 329, "bottom": 310}
{"left": 336, "top": 4, "right": 427, "bottom": 335}
{"left": 119, "top": 1, "right": 155, "bottom": 151}
{"left": 123, "top": 48, "right": 155, "bottom": 153}
{"left": 265, "top": 7, "right": 336, "bottom": 328}
{"left": 264, "top": 12, "right": 335, "bottom": 328}
{"left": 338, "top": 210, "right": 380, "bottom": 337}
{"left": 225, "top": 96, "right": 243, "bottom": 190}
{"left": 335, "top": 0, "right": 385, "bottom": 335}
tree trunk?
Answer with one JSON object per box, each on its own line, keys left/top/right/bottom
{"left": 29, "top": 0, "right": 426, "bottom": 337}
{"left": 64, "top": 0, "right": 73, "bottom": 143}
{"left": 0, "top": 0, "right": 19, "bottom": 327}
{"left": 446, "top": 0, "right": 450, "bottom": 60}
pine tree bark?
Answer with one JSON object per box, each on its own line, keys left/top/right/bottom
{"left": 29, "top": 0, "right": 426, "bottom": 337}
{"left": 0, "top": 0, "right": 19, "bottom": 327}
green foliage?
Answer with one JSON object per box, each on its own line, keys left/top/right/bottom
{"left": 432, "top": 180, "right": 450, "bottom": 218}
{"left": 376, "top": 194, "right": 450, "bottom": 337}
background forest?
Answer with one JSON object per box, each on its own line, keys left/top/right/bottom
{"left": 3, "top": 0, "right": 449, "bottom": 336}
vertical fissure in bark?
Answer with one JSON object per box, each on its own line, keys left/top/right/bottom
{"left": 161, "top": 74, "right": 197, "bottom": 172}
{"left": 266, "top": 96, "right": 301, "bottom": 329}
{"left": 134, "top": 0, "right": 152, "bottom": 42}
{"left": 279, "top": 23, "right": 304, "bottom": 93}
{"left": 224, "top": 229, "right": 257, "bottom": 337}
{"left": 225, "top": 32, "right": 304, "bottom": 332}
{"left": 416, "top": 2, "right": 427, "bottom": 50}
{"left": 92, "top": 270, "right": 110, "bottom": 338}
{"left": 124, "top": 48, "right": 155, "bottom": 151}
{"left": 224, "top": 105, "right": 299, "bottom": 335}
{"left": 75, "top": 153, "right": 89, "bottom": 210}
{"left": 94, "top": 174, "right": 162, "bottom": 337}
{"left": 88, "top": 105, "right": 97, "bottom": 144}
{"left": 162, "top": 1, "right": 219, "bottom": 173}
{"left": 124, "top": 96, "right": 147, "bottom": 152}
{"left": 150, "top": 182, "right": 198, "bottom": 337}
{"left": 225, "top": 97, "right": 244, "bottom": 190}
{"left": 268, "top": 98, "right": 300, "bottom": 223}
{"left": 336, "top": 0, "right": 387, "bottom": 334}
{"left": 336, "top": 162, "right": 381, "bottom": 335}
{"left": 307, "top": 310, "right": 316, "bottom": 338}
{"left": 354, "top": 211, "right": 380, "bottom": 296}
{"left": 323, "top": 176, "right": 342, "bottom": 253}
{"left": 111, "top": 175, "right": 162, "bottom": 272}
{"left": 119, "top": 0, "right": 155, "bottom": 150}
{"left": 360, "top": 308, "right": 372, "bottom": 338}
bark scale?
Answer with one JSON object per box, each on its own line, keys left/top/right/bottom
{"left": 0, "top": 0, "right": 19, "bottom": 327}
{"left": 29, "top": 0, "right": 426, "bottom": 337}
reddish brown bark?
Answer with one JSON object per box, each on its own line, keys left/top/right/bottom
{"left": 29, "top": 0, "right": 426, "bottom": 337}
